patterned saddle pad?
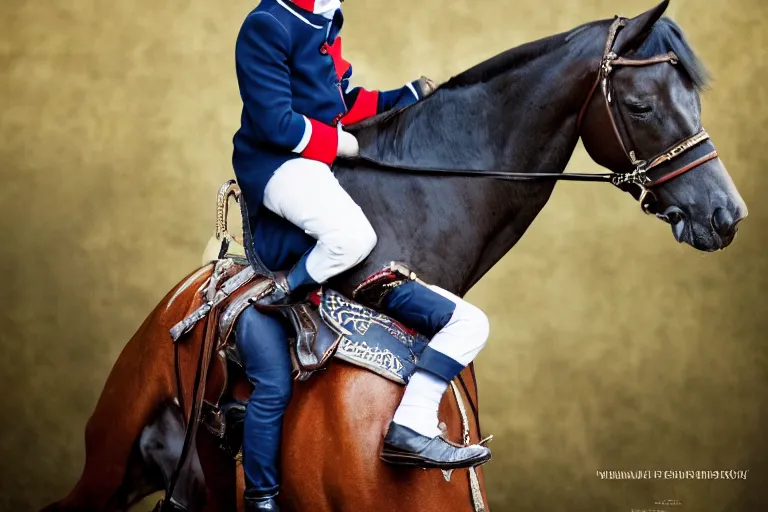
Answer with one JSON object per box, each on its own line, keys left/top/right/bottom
{"left": 320, "top": 289, "right": 430, "bottom": 384}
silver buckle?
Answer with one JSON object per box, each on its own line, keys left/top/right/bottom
{"left": 610, "top": 167, "right": 649, "bottom": 189}
{"left": 611, "top": 167, "right": 656, "bottom": 215}
{"left": 602, "top": 52, "right": 618, "bottom": 76}
{"left": 601, "top": 52, "right": 618, "bottom": 101}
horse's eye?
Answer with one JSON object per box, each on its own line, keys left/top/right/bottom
{"left": 626, "top": 102, "right": 652, "bottom": 115}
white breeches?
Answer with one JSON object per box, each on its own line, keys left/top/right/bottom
{"left": 263, "top": 158, "right": 377, "bottom": 283}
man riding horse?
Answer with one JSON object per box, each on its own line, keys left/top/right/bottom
{"left": 232, "top": 0, "right": 492, "bottom": 509}
{"left": 39, "top": 1, "right": 750, "bottom": 510}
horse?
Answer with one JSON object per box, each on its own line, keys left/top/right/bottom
{"left": 43, "top": 1, "right": 748, "bottom": 511}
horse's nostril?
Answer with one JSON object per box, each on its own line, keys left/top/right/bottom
{"left": 712, "top": 207, "right": 736, "bottom": 238}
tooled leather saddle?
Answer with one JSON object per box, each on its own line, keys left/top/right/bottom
{"left": 169, "top": 256, "right": 432, "bottom": 457}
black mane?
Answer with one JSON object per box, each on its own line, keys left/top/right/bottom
{"left": 415, "top": 16, "right": 708, "bottom": 92}
{"left": 439, "top": 31, "right": 570, "bottom": 90}
{"left": 353, "top": 15, "right": 709, "bottom": 133}
{"left": 633, "top": 17, "right": 710, "bottom": 90}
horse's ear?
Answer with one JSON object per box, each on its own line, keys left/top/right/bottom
{"left": 613, "top": 0, "right": 669, "bottom": 54}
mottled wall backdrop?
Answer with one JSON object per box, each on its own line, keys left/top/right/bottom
{"left": 1, "top": 0, "right": 766, "bottom": 511}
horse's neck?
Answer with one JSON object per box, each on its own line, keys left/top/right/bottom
{"left": 352, "top": 25, "right": 606, "bottom": 295}
{"left": 379, "top": 29, "right": 601, "bottom": 172}
{"left": 456, "top": 58, "right": 592, "bottom": 290}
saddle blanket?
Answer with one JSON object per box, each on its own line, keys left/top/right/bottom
{"left": 320, "top": 289, "right": 430, "bottom": 384}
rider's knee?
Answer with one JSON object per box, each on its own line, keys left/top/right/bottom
{"left": 328, "top": 215, "right": 377, "bottom": 265}
{"left": 234, "top": 307, "right": 262, "bottom": 352}
{"left": 452, "top": 300, "right": 490, "bottom": 350}
{"left": 235, "top": 307, "right": 290, "bottom": 365}
{"left": 354, "top": 218, "right": 378, "bottom": 258}
{"left": 259, "top": 376, "right": 293, "bottom": 407}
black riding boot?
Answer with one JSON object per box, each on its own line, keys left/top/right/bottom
{"left": 380, "top": 422, "right": 491, "bottom": 469}
{"left": 256, "top": 252, "right": 319, "bottom": 308}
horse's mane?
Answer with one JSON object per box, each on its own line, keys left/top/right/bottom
{"left": 439, "top": 32, "right": 568, "bottom": 90}
{"left": 351, "top": 29, "right": 570, "bottom": 130}
{"left": 352, "top": 16, "right": 709, "bottom": 133}
{"left": 633, "top": 17, "right": 709, "bottom": 90}
{"left": 441, "top": 16, "right": 709, "bottom": 92}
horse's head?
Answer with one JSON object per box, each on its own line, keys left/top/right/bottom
{"left": 579, "top": 1, "right": 747, "bottom": 252}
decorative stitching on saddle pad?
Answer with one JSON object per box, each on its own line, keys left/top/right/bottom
{"left": 320, "top": 290, "right": 429, "bottom": 385}
{"left": 336, "top": 337, "right": 404, "bottom": 375}
{"left": 323, "top": 292, "right": 417, "bottom": 354}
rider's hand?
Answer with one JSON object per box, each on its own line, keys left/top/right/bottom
{"left": 417, "top": 75, "right": 438, "bottom": 98}
{"left": 337, "top": 125, "right": 360, "bottom": 159}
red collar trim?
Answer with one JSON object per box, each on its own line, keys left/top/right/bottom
{"left": 287, "top": 0, "right": 316, "bottom": 12}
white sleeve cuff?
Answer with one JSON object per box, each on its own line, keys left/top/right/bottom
{"left": 292, "top": 116, "right": 312, "bottom": 153}
{"left": 406, "top": 81, "right": 419, "bottom": 100}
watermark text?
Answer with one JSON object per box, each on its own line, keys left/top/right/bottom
{"left": 596, "top": 469, "right": 749, "bottom": 480}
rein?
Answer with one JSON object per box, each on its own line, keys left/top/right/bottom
{"left": 359, "top": 16, "right": 718, "bottom": 215}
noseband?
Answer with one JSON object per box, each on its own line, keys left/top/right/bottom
{"left": 577, "top": 17, "right": 719, "bottom": 214}
{"left": 358, "top": 16, "right": 719, "bottom": 214}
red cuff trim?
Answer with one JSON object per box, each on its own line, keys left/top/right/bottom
{"left": 341, "top": 89, "right": 380, "bottom": 126}
{"left": 326, "top": 37, "right": 351, "bottom": 81}
{"left": 301, "top": 119, "right": 338, "bottom": 165}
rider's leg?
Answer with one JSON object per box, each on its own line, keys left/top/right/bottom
{"left": 234, "top": 306, "right": 293, "bottom": 511}
{"left": 262, "top": 158, "right": 376, "bottom": 295}
{"left": 380, "top": 281, "right": 491, "bottom": 468}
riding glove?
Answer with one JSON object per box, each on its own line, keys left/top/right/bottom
{"left": 417, "top": 76, "right": 438, "bottom": 98}
{"left": 337, "top": 125, "right": 360, "bottom": 159}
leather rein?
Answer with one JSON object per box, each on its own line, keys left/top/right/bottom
{"left": 360, "top": 16, "right": 719, "bottom": 215}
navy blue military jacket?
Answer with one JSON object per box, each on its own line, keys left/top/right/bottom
{"left": 232, "top": 0, "right": 424, "bottom": 271}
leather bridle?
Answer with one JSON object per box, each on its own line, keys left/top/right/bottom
{"left": 576, "top": 16, "right": 719, "bottom": 214}
{"left": 359, "top": 16, "right": 720, "bottom": 215}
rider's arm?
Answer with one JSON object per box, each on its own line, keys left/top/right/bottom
{"left": 375, "top": 81, "right": 426, "bottom": 113}
{"left": 341, "top": 74, "right": 425, "bottom": 125}
{"left": 236, "top": 13, "right": 338, "bottom": 165}
{"left": 329, "top": 38, "right": 426, "bottom": 126}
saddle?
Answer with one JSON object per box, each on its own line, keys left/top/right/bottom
{"left": 171, "top": 257, "right": 430, "bottom": 382}
{"left": 167, "top": 254, "right": 434, "bottom": 454}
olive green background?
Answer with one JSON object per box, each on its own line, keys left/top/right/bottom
{"left": 1, "top": 0, "right": 766, "bottom": 511}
